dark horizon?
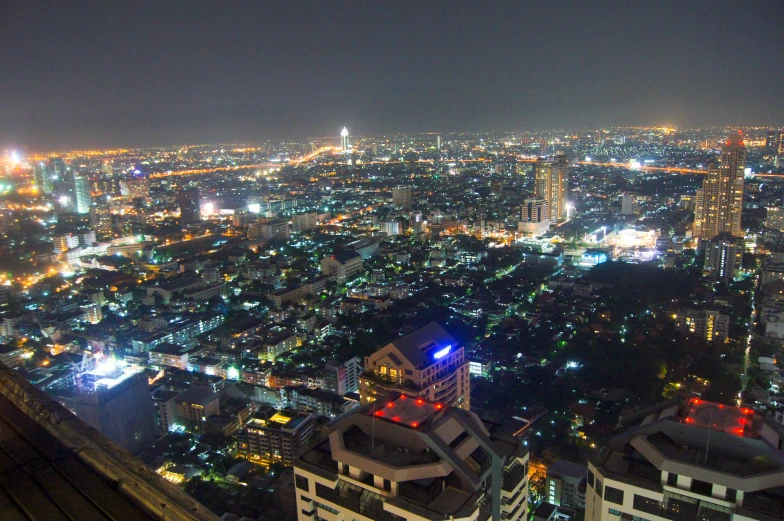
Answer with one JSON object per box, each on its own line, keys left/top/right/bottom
{"left": 1, "top": 0, "right": 783, "bottom": 151}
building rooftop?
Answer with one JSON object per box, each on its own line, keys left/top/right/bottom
{"left": 0, "top": 361, "right": 219, "bottom": 521}
{"left": 150, "top": 342, "right": 191, "bottom": 356}
{"left": 385, "top": 322, "right": 457, "bottom": 369}
{"left": 595, "top": 398, "right": 784, "bottom": 494}
{"left": 176, "top": 387, "right": 219, "bottom": 407}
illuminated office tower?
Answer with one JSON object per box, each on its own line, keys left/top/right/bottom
{"left": 534, "top": 154, "right": 569, "bottom": 222}
{"left": 177, "top": 187, "right": 201, "bottom": 223}
{"left": 33, "top": 161, "right": 53, "bottom": 194}
{"left": 341, "top": 127, "right": 350, "bottom": 154}
{"left": 693, "top": 131, "right": 746, "bottom": 239}
{"left": 359, "top": 322, "right": 470, "bottom": 410}
{"left": 73, "top": 173, "right": 91, "bottom": 214}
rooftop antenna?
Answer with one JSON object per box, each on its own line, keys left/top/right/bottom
{"left": 704, "top": 408, "right": 714, "bottom": 465}
{"left": 371, "top": 398, "right": 376, "bottom": 453}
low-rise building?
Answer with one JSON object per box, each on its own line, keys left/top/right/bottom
{"left": 320, "top": 251, "right": 363, "bottom": 283}
{"left": 237, "top": 407, "right": 314, "bottom": 466}
{"left": 175, "top": 387, "right": 220, "bottom": 434}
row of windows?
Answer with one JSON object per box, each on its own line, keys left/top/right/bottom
{"left": 608, "top": 508, "right": 650, "bottom": 521}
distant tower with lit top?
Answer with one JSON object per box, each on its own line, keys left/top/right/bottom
{"left": 340, "top": 127, "right": 350, "bottom": 154}
{"left": 694, "top": 131, "right": 746, "bottom": 239}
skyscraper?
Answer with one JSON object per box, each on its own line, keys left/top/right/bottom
{"left": 177, "top": 188, "right": 201, "bottom": 224}
{"left": 341, "top": 127, "right": 350, "bottom": 154}
{"left": 534, "top": 154, "right": 569, "bottom": 222}
{"left": 33, "top": 161, "right": 53, "bottom": 194}
{"left": 73, "top": 173, "right": 91, "bottom": 214}
{"left": 693, "top": 131, "right": 746, "bottom": 239}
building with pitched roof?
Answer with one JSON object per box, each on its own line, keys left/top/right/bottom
{"left": 360, "top": 322, "right": 470, "bottom": 410}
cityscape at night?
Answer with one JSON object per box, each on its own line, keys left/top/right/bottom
{"left": 0, "top": 2, "right": 783, "bottom": 521}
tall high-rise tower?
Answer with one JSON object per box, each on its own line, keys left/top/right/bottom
{"left": 534, "top": 155, "right": 569, "bottom": 222}
{"left": 73, "top": 173, "right": 91, "bottom": 214}
{"left": 340, "top": 127, "right": 350, "bottom": 154}
{"left": 694, "top": 131, "right": 746, "bottom": 239}
{"left": 177, "top": 188, "right": 201, "bottom": 224}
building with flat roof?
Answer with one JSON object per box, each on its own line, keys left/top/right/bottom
{"left": 293, "top": 392, "right": 528, "bottom": 521}
{"left": 149, "top": 342, "right": 192, "bottom": 370}
{"left": 547, "top": 459, "right": 587, "bottom": 511}
{"left": 586, "top": 397, "right": 784, "bottom": 521}
{"left": 73, "top": 360, "right": 156, "bottom": 455}
{"left": 237, "top": 407, "right": 314, "bottom": 466}
{"left": 360, "top": 322, "right": 470, "bottom": 410}
{"left": 175, "top": 387, "right": 220, "bottom": 433}
{"left": 321, "top": 251, "right": 363, "bottom": 283}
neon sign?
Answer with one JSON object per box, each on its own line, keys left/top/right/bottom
{"left": 433, "top": 345, "right": 452, "bottom": 360}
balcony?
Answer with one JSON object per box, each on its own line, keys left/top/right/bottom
{"left": 633, "top": 494, "right": 732, "bottom": 521}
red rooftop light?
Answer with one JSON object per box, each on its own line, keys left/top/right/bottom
{"left": 387, "top": 402, "right": 394, "bottom": 408}
{"left": 435, "top": 404, "right": 443, "bottom": 410}
{"left": 411, "top": 422, "right": 418, "bottom": 428}
{"left": 392, "top": 416, "right": 400, "bottom": 422}
{"left": 375, "top": 410, "right": 384, "bottom": 417}
{"left": 693, "top": 399, "right": 700, "bottom": 404}
{"left": 685, "top": 417, "right": 693, "bottom": 423}
{"left": 416, "top": 399, "right": 424, "bottom": 405}
{"left": 399, "top": 394, "right": 406, "bottom": 400}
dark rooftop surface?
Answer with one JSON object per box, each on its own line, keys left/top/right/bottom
{"left": 0, "top": 362, "right": 220, "bottom": 521}
{"left": 0, "top": 390, "right": 154, "bottom": 521}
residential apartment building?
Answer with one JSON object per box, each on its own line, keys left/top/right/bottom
{"left": 249, "top": 218, "right": 291, "bottom": 241}
{"left": 324, "top": 357, "right": 361, "bottom": 395}
{"left": 534, "top": 154, "right": 569, "bottom": 222}
{"left": 151, "top": 388, "right": 179, "bottom": 436}
{"left": 359, "top": 322, "right": 471, "bottom": 410}
{"left": 320, "top": 251, "right": 363, "bottom": 283}
{"left": 293, "top": 393, "right": 529, "bottom": 521}
{"left": 237, "top": 406, "right": 314, "bottom": 466}
{"left": 148, "top": 342, "right": 191, "bottom": 370}
{"left": 694, "top": 131, "right": 746, "bottom": 240}
{"left": 292, "top": 212, "right": 319, "bottom": 232}
{"left": 547, "top": 460, "right": 587, "bottom": 511}
{"left": 175, "top": 387, "right": 220, "bottom": 434}
{"left": 673, "top": 308, "right": 731, "bottom": 342}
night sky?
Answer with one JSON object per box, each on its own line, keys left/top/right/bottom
{"left": 1, "top": 1, "right": 782, "bottom": 150}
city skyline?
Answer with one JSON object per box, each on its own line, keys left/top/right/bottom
{"left": 1, "top": 1, "right": 783, "bottom": 150}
